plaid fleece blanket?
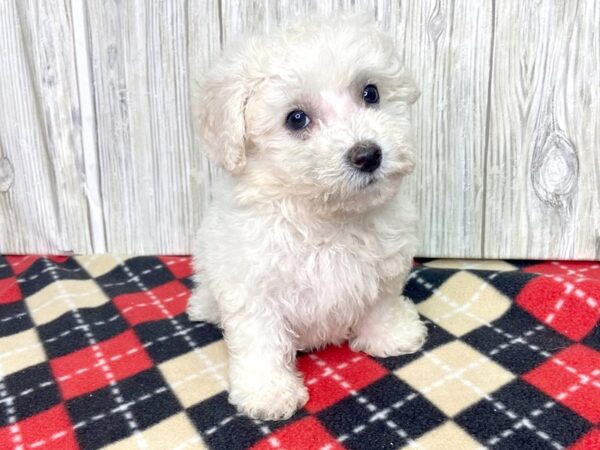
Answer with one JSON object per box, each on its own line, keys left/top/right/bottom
{"left": 0, "top": 256, "right": 598, "bottom": 450}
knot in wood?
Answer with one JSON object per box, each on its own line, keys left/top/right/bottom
{"left": 531, "top": 126, "right": 578, "bottom": 209}
{"left": 0, "top": 156, "right": 14, "bottom": 193}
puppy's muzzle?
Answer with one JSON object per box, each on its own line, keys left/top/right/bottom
{"left": 348, "top": 141, "right": 382, "bottom": 173}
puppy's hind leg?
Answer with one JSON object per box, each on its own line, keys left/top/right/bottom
{"left": 350, "top": 277, "right": 427, "bottom": 357}
{"left": 187, "top": 284, "right": 220, "bottom": 324}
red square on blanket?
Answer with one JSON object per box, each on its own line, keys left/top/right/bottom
{"left": 50, "top": 329, "right": 152, "bottom": 400}
{"left": 569, "top": 428, "right": 600, "bottom": 450}
{"left": 0, "top": 405, "right": 77, "bottom": 450}
{"left": 517, "top": 276, "right": 600, "bottom": 340}
{"left": 5, "top": 255, "right": 38, "bottom": 275}
{"left": 523, "top": 344, "right": 600, "bottom": 424}
{"left": 159, "top": 256, "right": 193, "bottom": 279}
{"left": 297, "top": 344, "right": 388, "bottom": 413}
{"left": 0, "top": 277, "right": 22, "bottom": 304}
{"left": 525, "top": 261, "right": 600, "bottom": 280}
{"left": 251, "top": 417, "right": 343, "bottom": 450}
{"left": 113, "top": 280, "right": 190, "bottom": 326}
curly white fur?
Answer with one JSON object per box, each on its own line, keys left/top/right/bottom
{"left": 188, "top": 14, "right": 427, "bottom": 420}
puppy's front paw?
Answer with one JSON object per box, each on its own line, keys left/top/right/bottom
{"left": 350, "top": 298, "right": 427, "bottom": 357}
{"left": 186, "top": 286, "right": 220, "bottom": 324}
{"left": 229, "top": 369, "right": 308, "bottom": 421}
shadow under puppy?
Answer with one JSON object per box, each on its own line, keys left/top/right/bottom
{"left": 188, "top": 14, "right": 426, "bottom": 420}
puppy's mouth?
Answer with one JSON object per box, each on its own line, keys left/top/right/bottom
{"left": 355, "top": 173, "right": 379, "bottom": 190}
{"left": 355, "top": 167, "right": 406, "bottom": 191}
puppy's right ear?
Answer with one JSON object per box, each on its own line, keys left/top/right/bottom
{"left": 192, "top": 48, "right": 253, "bottom": 173}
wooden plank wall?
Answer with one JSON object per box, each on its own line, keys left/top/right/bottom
{"left": 0, "top": 0, "right": 598, "bottom": 259}
{"left": 484, "top": 1, "right": 600, "bottom": 259}
{"left": 0, "top": 0, "right": 92, "bottom": 253}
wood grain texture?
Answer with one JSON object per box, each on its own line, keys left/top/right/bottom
{"left": 1, "top": 0, "right": 598, "bottom": 258}
{"left": 85, "top": 0, "right": 205, "bottom": 253}
{"left": 0, "top": 0, "right": 91, "bottom": 253}
{"left": 392, "top": 0, "right": 492, "bottom": 258}
{"left": 484, "top": 0, "right": 600, "bottom": 259}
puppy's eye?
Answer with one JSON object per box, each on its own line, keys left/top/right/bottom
{"left": 286, "top": 110, "right": 310, "bottom": 131}
{"left": 362, "top": 84, "right": 379, "bottom": 104}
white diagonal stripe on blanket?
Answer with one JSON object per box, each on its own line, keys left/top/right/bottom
{"left": 412, "top": 274, "right": 595, "bottom": 382}
{"left": 115, "top": 256, "right": 228, "bottom": 390}
{"left": 23, "top": 360, "right": 230, "bottom": 449}
{"left": 0, "top": 322, "right": 208, "bottom": 401}
{"left": 484, "top": 367, "right": 600, "bottom": 448}
{"left": 42, "top": 256, "right": 148, "bottom": 449}
{"left": 305, "top": 353, "right": 421, "bottom": 449}
{"left": 420, "top": 348, "right": 565, "bottom": 449}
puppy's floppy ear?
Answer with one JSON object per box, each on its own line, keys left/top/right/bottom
{"left": 192, "top": 47, "right": 254, "bottom": 173}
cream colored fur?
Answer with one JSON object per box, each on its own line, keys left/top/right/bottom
{"left": 188, "top": 15, "right": 427, "bottom": 420}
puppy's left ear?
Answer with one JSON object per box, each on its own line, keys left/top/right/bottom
{"left": 192, "top": 46, "right": 255, "bottom": 173}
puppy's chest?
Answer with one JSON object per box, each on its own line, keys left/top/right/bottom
{"left": 273, "top": 230, "right": 401, "bottom": 331}
{"left": 293, "top": 240, "right": 381, "bottom": 299}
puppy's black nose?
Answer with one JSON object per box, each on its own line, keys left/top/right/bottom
{"left": 348, "top": 142, "right": 382, "bottom": 173}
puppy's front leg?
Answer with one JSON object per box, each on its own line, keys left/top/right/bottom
{"left": 350, "top": 277, "right": 427, "bottom": 357}
{"left": 224, "top": 307, "right": 307, "bottom": 420}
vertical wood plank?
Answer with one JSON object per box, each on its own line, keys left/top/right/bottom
{"left": 388, "top": 0, "right": 493, "bottom": 258}
{"left": 188, "top": 0, "right": 225, "bottom": 229}
{"left": 484, "top": 1, "right": 600, "bottom": 259}
{"left": 86, "top": 0, "right": 201, "bottom": 253}
{"left": 0, "top": 0, "right": 91, "bottom": 253}
{"left": 72, "top": 0, "right": 106, "bottom": 252}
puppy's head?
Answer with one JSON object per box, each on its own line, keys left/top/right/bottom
{"left": 194, "top": 15, "right": 419, "bottom": 213}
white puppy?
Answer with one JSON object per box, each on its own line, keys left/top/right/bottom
{"left": 188, "top": 15, "right": 426, "bottom": 421}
